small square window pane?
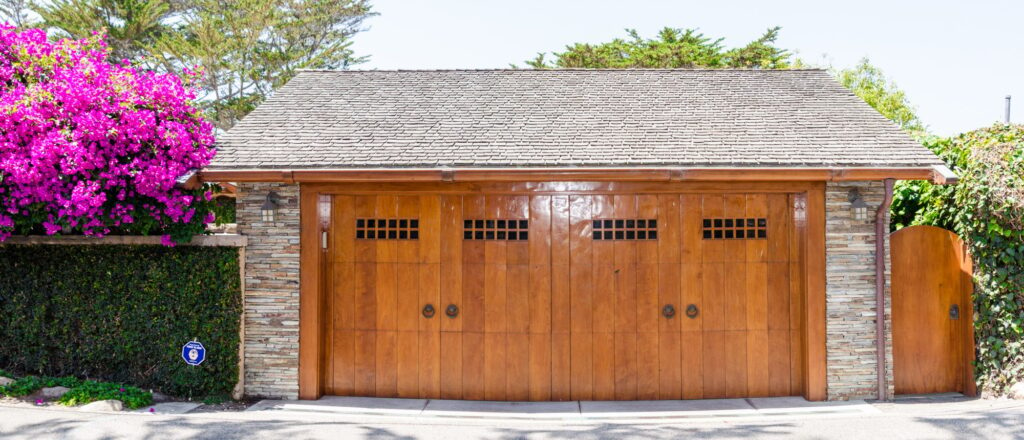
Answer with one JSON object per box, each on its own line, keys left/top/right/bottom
{"left": 497, "top": 231, "right": 506, "bottom": 240}
{"left": 702, "top": 219, "right": 712, "bottom": 228}
{"left": 603, "top": 220, "right": 613, "bottom": 228}
{"left": 475, "top": 231, "right": 484, "bottom": 240}
{"left": 520, "top": 231, "right": 528, "bottom": 240}
{"left": 357, "top": 219, "right": 366, "bottom": 228}
{"left": 626, "top": 220, "right": 635, "bottom": 228}
{"left": 714, "top": 230, "right": 723, "bottom": 239}
{"left": 486, "top": 231, "right": 495, "bottom": 240}
{"left": 388, "top": 219, "right": 397, "bottom": 228}
{"left": 464, "top": 231, "right": 472, "bottom": 239}
{"left": 725, "top": 230, "right": 734, "bottom": 239}
{"left": 464, "top": 219, "right": 472, "bottom": 229}
{"left": 356, "top": 230, "right": 365, "bottom": 239}
{"left": 366, "top": 219, "right": 375, "bottom": 227}
{"left": 615, "top": 219, "right": 625, "bottom": 228}
{"left": 758, "top": 218, "right": 767, "bottom": 227}
{"left": 757, "top": 229, "right": 767, "bottom": 238}
{"left": 508, "top": 232, "right": 517, "bottom": 240}
{"left": 410, "top": 219, "right": 419, "bottom": 228}
{"left": 626, "top": 231, "right": 635, "bottom": 240}
{"left": 713, "top": 219, "right": 723, "bottom": 227}
{"left": 367, "top": 230, "right": 376, "bottom": 239}
{"left": 703, "top": 230, "right": 712, "bottom": 239}
{"left": 519, "top": 220, "right": 528, "bottom": 229}
{"left": 746, "top": 218, "right": 755, "bottom": 227}
{"left": 637, "top": 231, "right": 647, "bottom": 239}
{"left": 399, "top": 230, "right": 408, "bottom": 239}
{"left": 486, "top": 220, "right": 495, "bottom": 228}
{"left": 476, "top": 220, "right": 484, "bottom": 228}
{"left": 736, "top": 230, "right": 745, "bottom": 239}
{"left": 649, "top": 231, "right": 658, "bottom": 240}
{"left": 410, "top": 231, "right": 419, "bottom": 240}
{"left": 497, "top": 220, "right": 507, "bottom": 229}
{"left": 736, "top": 218, "right": 745, "bottom": 226}
{"left": 593, "top": 220, "right": 602, "bottom": 229}
{"left": 649, "top": 219, "right": 657, "bottom": 228}
{"left": 724, "top": 219, "right": 733, "bottom": 228}
{"left": 388, "top": 230, "right": 397, "bottom": 239}
{"left": 615, "top": 231, "right": 625, "bottom": 240}
{"left": 399, "top": 219, "right": 408, "bottom": 228}
{"left": 603, "top": 231, "right": 614, "bottom": 240}
{"left": 637, "top": 219, "right": 646, "bottom": 228}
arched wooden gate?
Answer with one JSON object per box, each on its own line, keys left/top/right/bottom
{"left": 891, "top": 225, "right": 976, "bottom": 396}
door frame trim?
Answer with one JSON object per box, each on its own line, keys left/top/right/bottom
{"left": 297, "top": 180, "right": 828, "bottom": 401}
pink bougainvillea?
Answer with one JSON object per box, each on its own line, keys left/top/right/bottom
{"left": 0, "top": 24, "right": 217, "bottom": 244}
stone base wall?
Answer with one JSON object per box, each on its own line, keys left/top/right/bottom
{"left": 237, "top": 182, "right": 301, "bottom": 399}
{"left": 824, "top": 181, "right": 894, "bottom": 400}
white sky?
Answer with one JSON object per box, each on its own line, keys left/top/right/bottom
{"left": 352, "top": 0, "right": 1023, "bottom": 136}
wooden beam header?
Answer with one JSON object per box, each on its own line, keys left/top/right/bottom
{"left": 200, "top": 165, "right": 954, "bottom": 184}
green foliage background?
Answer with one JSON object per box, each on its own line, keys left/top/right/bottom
{"left": 0, "top": 245, "right": 241, "bottom": 397}
{"left": 893, "top": 124, "right": 1024, "bottom": 393}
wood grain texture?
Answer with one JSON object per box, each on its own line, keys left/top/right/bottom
{"left": 319, "top": 183, "right": 809, "bottom": 401}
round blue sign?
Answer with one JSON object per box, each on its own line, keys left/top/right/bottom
{"left": 181, "top": 341, "right": 206, "bottom": 366}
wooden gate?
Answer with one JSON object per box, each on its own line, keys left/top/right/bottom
{"left": 891, "top": 225, "right": 976, "bottom": 396}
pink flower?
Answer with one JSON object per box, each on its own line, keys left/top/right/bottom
{"left": 149, "top": 407, "right": 155, "bottom": 413}
{"left": 0, "top": 24, "right": 217, "bottom": 246}
{"left": 119, "top": 387, "right": 125, "bottom": 393}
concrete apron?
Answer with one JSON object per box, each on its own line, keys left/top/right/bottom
{"left": 246, "top": 396, "right": 879, "bottom": 423}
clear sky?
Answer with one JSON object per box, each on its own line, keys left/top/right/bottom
{"left": 352, "top": 0, "right": 1022, "bottom": 136}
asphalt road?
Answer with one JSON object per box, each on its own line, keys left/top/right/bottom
{"left": 0, "top": 398, "right": 1022, "bottom": 439}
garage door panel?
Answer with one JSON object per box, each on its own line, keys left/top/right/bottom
{"left": 353, "top": 262, "right": 376, "bottom": 330}
{"left": 569, "top": 195, "right": 593, "bottom": 334}
{"left": 681, "top": 330, "right": 704, "bottom": 399}
{"left": 484, "top": 333, "right": 507, "bottom": 400}
{"left": 593, "top": 332, "right": 616, "bottom": 400}
{"left": 768, "top": 329, "right": 792, "bottom": 396}
{"left": 767, "top": 194, "right": 790, "bottom": 261}
{"left": 529, "top": 196, "right": 553, "bottom": 265}
{"left": 723, "top": 194, "right": 748, "bottom": 263}
{"left": 701, "top": 194, "right": 725, "bottom": 263}
{"left": 702, "top": 331, "right": 728, "bottom": 398}
{"left": 507, "top": 264, "right": 530, "bottom": 333}
{"left": 332, "top": 329, "right": 355, "bottom": 395}
{"left": 615, "top": 264, "right": 638, "bottom": 332}
{"left": 658, "top": 331, "right": 681, "bottom": 399}
{"left": 593, "top": 263, "right": 616, "bottom": 333}
{"left": 461, "top": 264, "right": 485, "bottom": 332}
{"left": 440, "top": 332, "right": 462, "bottom": 399}
{"left": 375, "top": 263, "right": 397, "bottom": 331}
{"left": 637, "top": 332, "right": 660, "bottom": 399}
{"left": 332, "top": 195, "right": 356, "bottom": 263}
{"left": 395, "top": 331, "right": 419, "bottom": 398}
{"left": 767, "top": 262, "right": 791, "bottom": 331}
{"left": 746, "top": 262, "right": 768, "bottom": 331}
{"left": 658, "top": 195, "right": 681, "bottom": 263}
{"left": 529, "top": 264, "right": 552, "bottom": 334}
{"left": 746, "top": 330, "right": 770, "bottom": 397}
{"left": 396, "top": 264, "right": 418, "bottom": 332}
{"left": 353, "top": 196, "right": 376, "bottom": 263}
{"left": 506, "top": 333, "right": 530, "bottom": 401}
{"left": 702, "top": 263, "right": 727, "bottom": 331}
{"left": 724, "top": 331, "right": 748, "bottom": 398}
{"left": 570, "top": 332, "right": 593, "bottom": 400}
{"left": 724, "top": 263, "right": 747, "bottom": 331}
{"left": 418, "top": 265, "right": 440, "bottom": 332}
{"left": 680, "top": 194, "right": 703, "bottom": 261}
{"left": 636, "top": 263, "right": 659, "bottom": 330}
{"left": 374, "top": 195, "right": 398, "bottom": 263}
{"left": 395, "top": 195, "right": 420, "bottom": 263}
{"left": 614, "top": 332, "right": 639, "bottom": 400}
{"left": 745, "top": 194, "right": 769, "bottom": 262}
{"left": 417, "top": 331, "right": 440, "bottom": 398}
{"left": 353, "top": 330, "right": 376, "bottom": 395}
{"left": 680, "top": 263, "right": 703, "bottom": 332}
{"left": 550, "top": 332, "right": 572, "bottom": 401}
{"left": 484, "top": 263, "right": 507, "bottom": 333}
{"left": 440, "top": 196, "right": 463, "bottom": 333}
{"left": 637, "top": 194, "right": 659, "bottom": 265}
{"left": 332, "top": 263, "right": 355, "bottom": 330}
{"left": 461, "top": 332, "right": 485, "bottom": 400}
{"left": 658, "top": 263, "right": 679, "bottom": 333}
{"left": 375, "top": 331, "right": 398, "bottom": 397}
{"left": 529, "top": 332, "right": 552, "bottom": 401}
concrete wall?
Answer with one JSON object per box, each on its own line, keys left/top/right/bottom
{"left": 824, "top": 181, "right": 894, "bottom": 400}
{"left": 237, "top": 182, "right": 301, "bottom": 399}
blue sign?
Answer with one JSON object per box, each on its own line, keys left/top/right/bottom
{"left": 181, "top": 341, "right": 206, "bottom": 366}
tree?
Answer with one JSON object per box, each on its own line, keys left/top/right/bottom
{"left": 0, "top": 24, "right": 218, "bottom": 244}
{"left": 152, "top": 0, "right": 375, "bottom": 130}
{"left": 32, "top": 0, "right": 176, "bottom": 62}
{"left": 834, "top": 58, "right": 925, "bottom": 133}
{"left": 525, "top": 26, "right": 792, "bottom": 69}
{"left": 0, "top": 0, "right": 31, "bottom": 28}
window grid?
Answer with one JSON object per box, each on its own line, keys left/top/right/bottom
{"left": 463, "top": 219, "right": 529, "bottom": 241}
{"left": 592, "top": 219, "right": 658, "bottom": 240}
{"left": 356, "top": 218, "right": 419, "bottom": 240}
{"left": 701, "top": 217, "right": 767, "bottom": 240}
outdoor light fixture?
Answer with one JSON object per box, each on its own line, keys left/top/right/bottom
{"left": 848, "top": 188, "right": 869, "bottom": 221}
{"left": 261, "top": 191, "right": 282, "bottom": 223}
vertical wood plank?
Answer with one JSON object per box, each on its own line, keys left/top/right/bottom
{"left": 550, "top": 196, "right": 572, "bottom": 401}
{"left": 529, "top": 332, "right": 552, "bottom": 401}
{"left": 484, "top": 332, "right": 507, "bottom": 400}
{"left": 440, "top": 196, "right": 463, "bottom": 333}
{"left": 375, "top": 331, "right": 397, "bottom": 397}
{"left": 462, "top": 332, "right": 485, "bottom": 400}
{"left": 681, "top": 330, "right": 704, "bottom": 399}
{"left": 354, "top": 330, "right": 376, "bottom": 395}
{"left": 569, "top": 195, "right": 594, "bottom": 400}
{"left": 395, "top": 331, "right": 419, "bottom": 397}
{"left": 440, "top": 332, "right": 463, "bottom": 399}
{"left": 507, "top": 333, "right": 530, "bottom": 401}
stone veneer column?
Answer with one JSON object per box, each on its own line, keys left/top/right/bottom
{"left": 236, "top": 182, "right": 301, "bottom": 399}
{"left": 824, "top": 181, "right": 895, "bottom": 400}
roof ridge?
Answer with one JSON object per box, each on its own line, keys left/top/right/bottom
{"left": 295, "top": 68, "right": 828, "bottom": 73}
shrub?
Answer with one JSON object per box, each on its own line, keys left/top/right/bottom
{"left": 0, "top": 375, "right": 81, "bottom": 397}
{"left": 898, "top": 124, "right": 1024, "bottom": 393}
{"left": 0, "top": 244, "right": 241, "bottom": 397}
{"left": 0, "top": 25, "right": 218, "bottom": 245}
{"left": 58, "top": 381, "right": 152, "bottom": 409}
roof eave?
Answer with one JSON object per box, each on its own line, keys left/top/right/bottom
{"left": 197, "top": 166, "right": 956, "bottom": 185}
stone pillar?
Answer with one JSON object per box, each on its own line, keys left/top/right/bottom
{"left": 236, "top": 182, "right": 301, "bottom": 399}
{"left": 824, "top": 181, "right": 895, "bottom": 400}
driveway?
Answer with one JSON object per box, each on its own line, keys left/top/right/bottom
{"left": 0, "top": 395, "right": 1021, "bottom": 439}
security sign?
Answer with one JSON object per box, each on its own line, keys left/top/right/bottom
{"left": 181, "top": 341, "right": 206, "bottom": 366}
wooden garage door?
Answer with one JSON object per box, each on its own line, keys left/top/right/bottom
{"left": 324, "top": 191, "right": 804, "bottom": 400}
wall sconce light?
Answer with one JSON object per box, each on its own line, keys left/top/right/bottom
{"left": 261, "top": 191, "right": 282, "bottom": 223}
{"left": 848, "top": 188, "right": 869, "bottom": 221}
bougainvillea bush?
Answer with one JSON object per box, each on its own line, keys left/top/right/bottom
{"left": 0, "top": 24, "right": 217, "bottom": 244}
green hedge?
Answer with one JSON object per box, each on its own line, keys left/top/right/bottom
{"left": 0, "top": 245, "right": 241, "bottom": 398}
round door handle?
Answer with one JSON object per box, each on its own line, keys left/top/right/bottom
{"left": 422, "top": 304, "right": 436, "bottom": 318}
{"left": 662, "top": 304, "right": 676, "bottom": 319}
{"left": 445, "top": 304, "right": 460, "bottom": 318}
{"left": 685, "top": 304, "right": 699, "bottom": 319}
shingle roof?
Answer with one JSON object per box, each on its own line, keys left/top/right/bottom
{"left": 208, "top": 69, "right": 942, "bottom": 170}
